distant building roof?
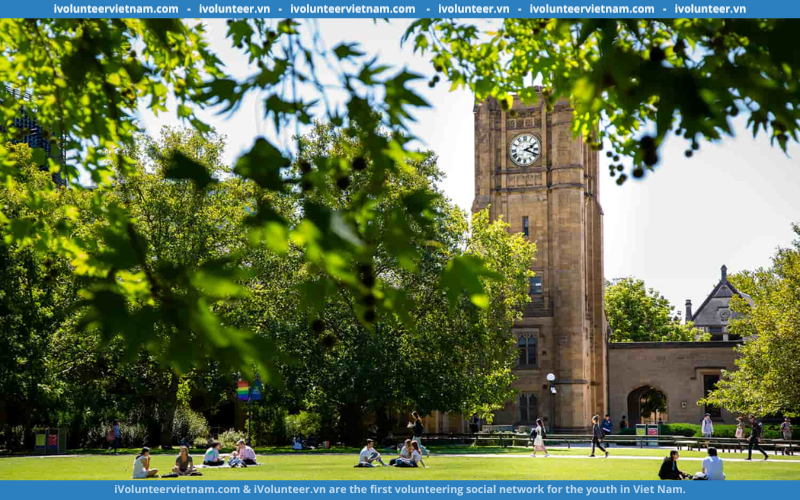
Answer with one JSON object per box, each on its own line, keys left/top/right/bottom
{"left": 690, "top": 264, "right": 752, "bottom": 328}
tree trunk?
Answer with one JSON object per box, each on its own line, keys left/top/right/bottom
{"left": 340, "top": 401, "right": 365, "bottom": 447}
{"left": 159, "top": 373, "right": 180, "bottom": 449}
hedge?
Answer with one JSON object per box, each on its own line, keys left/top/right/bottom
{"left": 616, "top": 423, "right": 796, "bottom": 440}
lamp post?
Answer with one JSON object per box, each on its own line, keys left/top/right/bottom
{"left": 546, "top": 373, "right": 556, "bottom": 433}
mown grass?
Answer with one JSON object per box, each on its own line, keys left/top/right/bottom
{"left": 0, "top": 452, "right": 798, "bottom": 480}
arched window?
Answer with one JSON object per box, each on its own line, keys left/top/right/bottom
{"left": 517, "top": 332, "right": 538, "bottom": 368}
{"left": 519, "top": 394, "right": 538, "bottom": 424}
{"left": 527, "top": 335, "right": 537, "bottom": 366}
{"left": 519, "top": 394, "right": 529, "bottom": 423}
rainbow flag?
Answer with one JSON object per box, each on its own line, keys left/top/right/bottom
{"left": 237, "top": 380, "right": 249, "bottom": 401}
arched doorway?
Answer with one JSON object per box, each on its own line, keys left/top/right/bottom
{"left": 627, "top": 386, "right": 668, "bottom": 426}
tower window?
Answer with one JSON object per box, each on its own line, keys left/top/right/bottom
{"left": 529, "top": 276, "right": 542, "bottom": 295}
{"left": 522, "top": 216, "right": 529, "bottom": 237}
{"left": 517, "top": 333, "right": 538, "bottom": 368}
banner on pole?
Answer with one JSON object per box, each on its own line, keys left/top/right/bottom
{"left": 251, "top": 379, "right": 262, "bottom": 401}
{"left": 237, "top": 380, "right": 249, "bottom": 401}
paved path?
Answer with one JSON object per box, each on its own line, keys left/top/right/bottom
{"left": 434, "top": 453, "right": 796, "bottom": 464}
{"left": 5, "top": 452, "right": 797, "bottom": 465}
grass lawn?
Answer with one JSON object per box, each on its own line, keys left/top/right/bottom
{"left": 0, "top": 453, "right": 798, "bottom": 480}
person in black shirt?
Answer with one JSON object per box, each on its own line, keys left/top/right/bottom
{"left": 409, "top": 411, "right": 430, "bottom": 457}
{"left": 658, "top": 451, "right": 690, "bottom": 480}
{"left": 589, "top": 415, "right": 608, "bottom": 458}
{"left": 620, "top": 416, "right": 628, "bottom": 431}
{"left": 745, "top": 415, "right": 768, "bottom": 461}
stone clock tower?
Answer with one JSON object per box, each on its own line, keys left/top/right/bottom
{"left": 473, "top": 90, "right": 607, "bottom": 431}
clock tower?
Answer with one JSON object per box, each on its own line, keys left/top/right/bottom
{"left": 473, "top": 90, "right": 607, "bottom": 431}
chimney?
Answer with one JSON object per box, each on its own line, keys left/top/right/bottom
{"left": 685, "top": 299, "right": 693, "bottom": 323}
{"left": 721, "top": 264, "right": 728, "bottom": 282}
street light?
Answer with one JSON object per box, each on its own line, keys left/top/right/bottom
{"left": 546, "top": 373, "right": 556, "bottom": 433}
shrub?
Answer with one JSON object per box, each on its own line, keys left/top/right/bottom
{"left": 217, "top": 429, "right": 247, "bottom": 450}
{"left": 249, "top": 406, "right": 288, "bottom": 446}
{"left": 172, "top": 407, "right": 210, "bottom": 445}
{"left": 285, "top": 411, "right": 322, "bottom": 438}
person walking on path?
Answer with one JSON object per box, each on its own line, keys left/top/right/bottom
{"left": 735, "top": 416, "right": 745, "bottom": 440}
{"left": 409, "top": 411, "right": 430, "bottom": 457}
{"left": 589, "top": 415, "right": 608, "bottom": 458}
{"left": 745, "top": 415, "right": 768, "bottom": 461}
{"left": 107, "top": 421, "right": 121, "bottom": 455}
{"left": 701, "top": 413, "right": 714, "bottom": 448}
{"left": 601, "top": 414, "right": 613, "bottom": 436}
{"left": 780, "top": 417, "right": 794, "bottom": 455}
{"left": 530, "top": 418, "right": 550, "bottom": 458}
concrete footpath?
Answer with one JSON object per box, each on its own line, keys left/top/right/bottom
{"left": 437, "top": 453, "right": 797, "bottom": 463}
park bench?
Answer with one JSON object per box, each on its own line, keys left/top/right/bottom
{"left": 775, "top": 443, "right": 797, "bottom": 456}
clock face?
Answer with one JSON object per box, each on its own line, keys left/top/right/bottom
{"left": 509, "top": 134, "right": 540, "bottom": 166}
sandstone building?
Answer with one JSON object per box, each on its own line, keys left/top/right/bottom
{"left": 472, "top": 92, "right": 607, "bottom": 431}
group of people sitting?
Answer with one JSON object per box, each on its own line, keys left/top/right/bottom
{"left": 131, "top": 439, "right": 258, "bottom": 478}
{"left": 355, "top": 439, "right": 426, "bottom": 468}
{"left": 658, "top": 448, "right": 725, "bottom": 481}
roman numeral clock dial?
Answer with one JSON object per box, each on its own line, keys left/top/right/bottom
{"left": 509, "top": 134, "right": 540, "bottom": 166}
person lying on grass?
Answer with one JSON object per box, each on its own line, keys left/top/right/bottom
{"left": 392, "top": 441, "right": 426, "bottom": 468}
{"left": 354, "top": 439, "right": 388, "bottom": 467}
{"left": 203, "top": 441, "right": 225, "bottom": 467}
{"left": 173, "top": 446, "right": 196, "bottom": 475}
{"left": 132, "top": 447, "right": 158, "bottom": 479}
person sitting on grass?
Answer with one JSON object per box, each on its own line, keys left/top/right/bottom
{"left": 173, "top": 445, "right": 196, "bottom": 476}
{"left": 392, "top": 441, "right": 426, "bottom": 468}
{"left": 228, "top": 450, "right": 247, "bottom": 468}
{"left": 203, "top": 441, "right": 225, "bottom": 467}
{"left": 236, "top": 439, "right": 257, "bottom": 465}
{"left": 132, "top": 447, "right": 158, "bottom": 479}
{"left": 700, "top": 447, "right": 725, "bottom": 480}
{"left": 354, "top": 439, "right": 388, "bottom": 467}
{"left": 658, "top": 450, "right": 690, "bottom": 480}
{"left": 389, "top": 439, "right": 414, "bottom": 466}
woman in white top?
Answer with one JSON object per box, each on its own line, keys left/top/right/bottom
{"left": 389, "top": 439, "right": 414, "bottom": 466}
{"left": 735, "top": 416, "right": 745, "bottom": 439}
{"left": 132, "top": 447, "right": 158, "bottom": 479}
{"left": 530, "top": 419, "right": 550, "bottom": 458}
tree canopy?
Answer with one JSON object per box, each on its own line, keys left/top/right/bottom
{"left": 1, "top": 18, "right": 798, "bottom": 375}
{"left": 702, "top": 224, "right": 800, "bottom": 417}
{"left": 605, "top": 277, "right": 706, "bottom": 343}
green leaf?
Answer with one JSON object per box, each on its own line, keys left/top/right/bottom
{"left": 164, "top": 152, "right": 217, "bottom": 190}
{"left": 333, "top": 43, "right": 365, "bottom": 60}
{"left": 233, "top": 138, "right": 291, "bottom": 191}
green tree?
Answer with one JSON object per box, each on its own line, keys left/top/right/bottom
{"left": 2, "top": 18, "right": 797, "bottom": 376}
{"left": 0, "top": 144, "right": 88, "bottom": 438}
{"left": 407, "top": 19, "right": 800, "bottom": 183}
{"left": 605, "top": 277, "right": 706, "bottom": 342}
{"left": 702, "top": 224, "right": 800, "bottom": 417}
{"left": 231, "top": 123, "right": 535, "bottom": 444}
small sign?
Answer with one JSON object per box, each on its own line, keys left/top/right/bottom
{"left": 237, "top": 380, "right": 249, "bottom": 401}
{"left": 48, "top": 434, "right": 58, "bottom": 446}
{"left": 251, "top": 379, "right": 262, "bottom": 401}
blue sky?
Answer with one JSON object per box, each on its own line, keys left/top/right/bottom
{"left": 138, "top": 19, "right": 800, "bottom": 316}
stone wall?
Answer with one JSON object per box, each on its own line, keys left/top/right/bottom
{"left": 608, "top": 341, "right": 741, "bottom": 430}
